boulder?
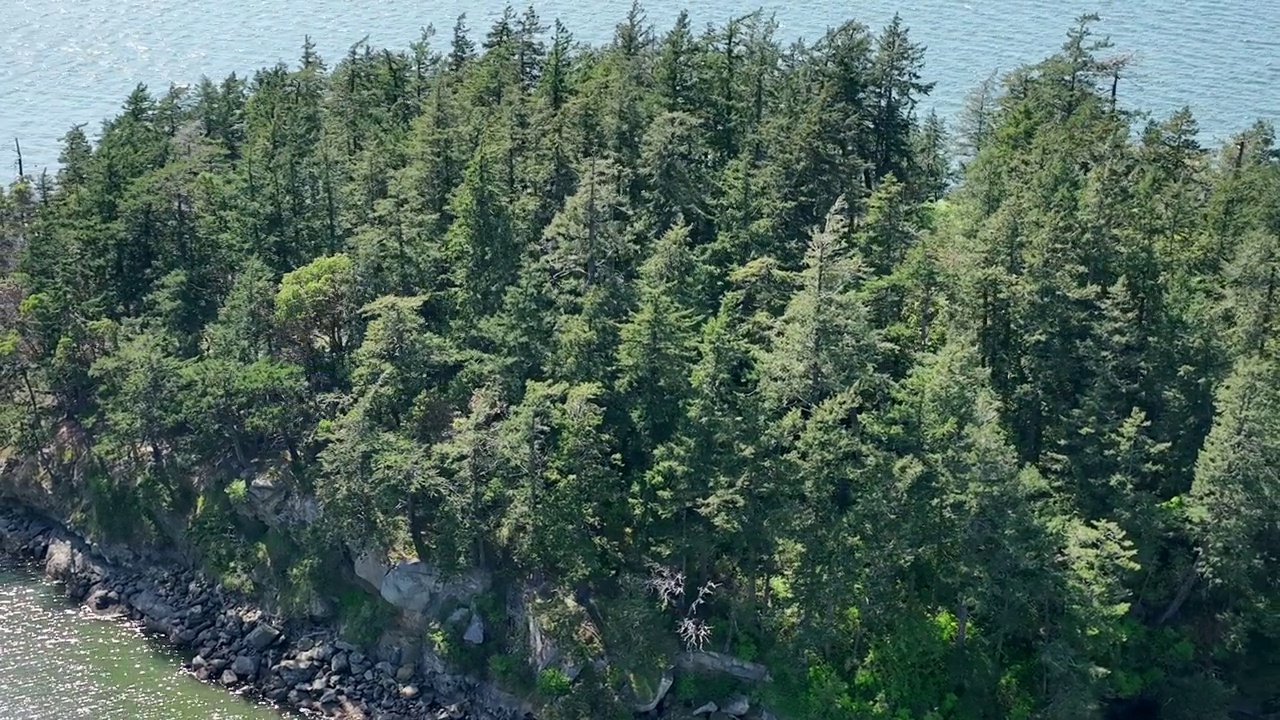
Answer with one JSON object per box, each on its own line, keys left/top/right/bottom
{"left": 42, "top": 538, "right": 79, "bottom": 581}
{"left": 231, "top": 654, "right": 257, "bottom": 679}
{"left": 220, "top": 670, "right": 239, "bottom": 686}
{"left": 379, "top": 561, "right": 487, "bottom": 615}
{"left": 634, "top": 670, "right": 674, "bottom": 713}
{"left": 400, "top": 685, "right": 420, "bottom": 699}
{"left": 463, "top": 612, "right": 485, "bottom": 645}
{"left": 245, "top": 622, "right": 281, "bottom": 650}
{"left": 353, "top": 549, "right": 388, "bottom": 593}
{"left": 246, "top": 476, "right": 287, "bottom": 518}
{"left": 130, "top": 590, "right": 176, "bottom": 622}
{"left": 693, "top": 701, "right": 719, "bottom": 715}
{"left": 86, "top": 586, "right": 119, "bottom": 613}
{"left": 677, "top": 651, "right": 771, "bottom": 683}
{"left": 396, "top": 664, "right": 415, "bottom": 682}
{"left": 330, "top": 652, "right": 350, "bottom": 674}
{"left": 305, "top": 594, "right": 335, "bottom": 621}
{"left": 275, "top": 658, "right": 317, "bottom": 685}
{"left": 723, "top": 694, "right": 750, "bottom": 716}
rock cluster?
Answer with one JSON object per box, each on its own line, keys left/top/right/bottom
{"left": 0, "top": 508, "right": 529, "bottom": 720}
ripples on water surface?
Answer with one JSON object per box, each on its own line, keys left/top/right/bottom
{"left": 0, "top": 566, "right": 280, "bottom": 720}
{"left": 1, "top": 0, "right": 1279, "bottom": 171}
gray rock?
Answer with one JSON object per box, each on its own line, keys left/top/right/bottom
{"left": 42, "top": 539, "right": 78, "bottom": 582}
{"left": 275, "top": 658, "right": 317, "bottom": 685}
{"left": 130, "top": 590, "right": 176, "bottom": 621}
{"left": 379, "top": 561, "right": 488, "bottom": 615}
{"left": 353, "top": 549, "right": 388, "bottom": 593}
{"left": 86, "top": 586, "right": 118, "bottom": 612}
{"left": 400, "top": 685, "right": 420, "bottom": 699}
{"left": 446, "top": 607, "right": 470, "bottom": 626}
{"left": 463, "top": 612, "right": 485, "bottom": 645}
{"left": 676, "top": 651, "right": 771, "bottom": 683}
{"left": 634, "top": 670, "right": 674, "bottom": 713}
{"left": 330, "top": 652, "right": 350, "bottom": 674}
{"left": 723, "top": 694, "right": 750, "bottom": 716}
{"left": 693, "top": 701, "right": 719, "bottom": 715}
{"left": 376, "top": 643, "right": 402, "bottom": 666}
{"left": 243, "top": 476, "right": 288, "bottom": 521}
{"left": 220, "top": 670, "right": 239, "bottom": 686}
{"left": 245, "top": 622, "right": 281, "bottom": 650}
{"left": 231, "top": 655, "right": 257, "bottom": 679}
{"left": 350, "top": 652, "right": 368, "bottom": 672}
{"left": 396, "top": 664, "right": 415, "bottom": 683}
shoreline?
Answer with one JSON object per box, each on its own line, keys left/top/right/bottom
{"left": 0, "top": 505, "right": 530, "bottom": 720}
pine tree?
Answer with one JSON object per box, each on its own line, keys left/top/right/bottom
{"left": 759, "top": 197, "right": 879, "bottom": 412}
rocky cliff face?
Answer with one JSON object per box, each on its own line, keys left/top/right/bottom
{"left": 0, "top": 506, "right": 532, "bottom": 720}
{"left": 1, "top": 449, "right": 783, "bottom": 720}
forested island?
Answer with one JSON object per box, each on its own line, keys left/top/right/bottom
{"left": 1, "top": 7, "right": 1277, "bottom": 720}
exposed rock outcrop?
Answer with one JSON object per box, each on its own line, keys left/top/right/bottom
{"left": 379, "top": 559, "right": 489, "bottom": 616}
{"left": 676, "top": 651, "right": 772, "bottom": 683}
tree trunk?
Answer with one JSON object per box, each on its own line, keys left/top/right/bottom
{"left": 407, "top": 493, "right": 432, "bottom": 563}
{"left": 1157, "top": 562, "right": 1199, "bottom": 625}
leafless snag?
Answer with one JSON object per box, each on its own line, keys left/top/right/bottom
{"left": 646, "top": 564, "right": 719, "bottom": 652}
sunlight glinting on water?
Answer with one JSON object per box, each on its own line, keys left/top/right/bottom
{"left": 2, "top": 0, "right": 1278, "bottom": 174}
{"left": 0, "top": 568, "right": 280, "bottom": 720}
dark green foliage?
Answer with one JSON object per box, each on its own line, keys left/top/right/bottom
{"left": 3, "top": 9, "right": 1279, "bottom": 720}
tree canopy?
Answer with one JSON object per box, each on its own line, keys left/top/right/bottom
{"left": 2, "top": 9, "right": 1278, "bottom": 720}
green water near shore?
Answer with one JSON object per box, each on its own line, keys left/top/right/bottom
{"left": 0, "top": 565, "right": 282, "bottom": 719}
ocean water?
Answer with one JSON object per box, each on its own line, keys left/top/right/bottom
{"left": 0, "top": 566, "right": 282, "bottom": 720}
{"left": 1, "top": 0, "right": 1278, "bottom": 174}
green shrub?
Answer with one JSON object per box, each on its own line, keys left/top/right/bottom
{"left": 488, "top": 653, "right": 535, "bottom": 691}
{"left": 225, "top": 478, "right": 248, "bottom": 503}
{"left": 537, "top": 668, "right": 573, "bottom": 699}
{"left": 188, "top": 491, "right": 260, "bottom": 593}
{"left": 673, "top": 671, "right": 740, "bottom": 705}
{"left": 338, "top": 591, "right": 393, "bottom": 646}
{"left": 489, "top": 654, "right": 517, "bottom": 680}
{"left": 674, "top": 673, "right": 698, "bottom": 702}
{"left": 734, "top": 633, "right": 760, "bottom": 662}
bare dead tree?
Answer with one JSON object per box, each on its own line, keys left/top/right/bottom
{"left": 647, "top": 563, "right": 720, "bottom": 652}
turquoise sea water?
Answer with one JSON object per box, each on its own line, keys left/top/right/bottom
{"left": 1, "top": 0, "right": 1278, "bottom": 172}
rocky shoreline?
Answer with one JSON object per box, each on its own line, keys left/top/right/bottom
{"left": 0, "top": 506, "right": 531, "bottom": 720}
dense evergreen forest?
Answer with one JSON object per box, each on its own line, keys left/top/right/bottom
{"left": 1, "top": 6, "right": 1278, "bottom": 719}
